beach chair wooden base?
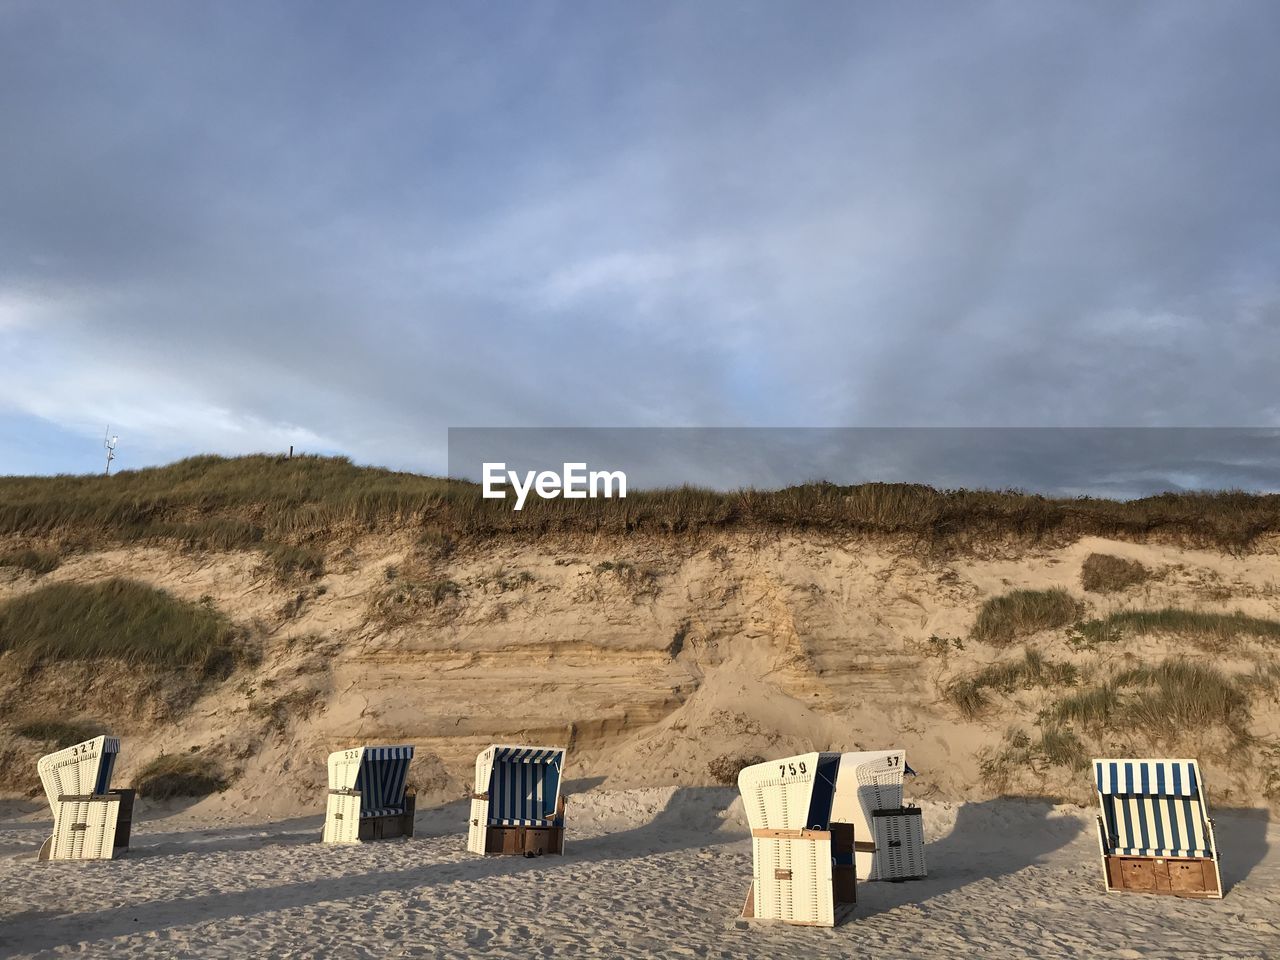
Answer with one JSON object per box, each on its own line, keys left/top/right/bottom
{"left": 325, "top": 790, "right": 416, "bottom": 844}
{"left": 742, "top": 828, "right": 856, "bottom": 927}
{"left": 481, "top": 824, "right": 565, "bottom": 856}
{"left": 741, "top": 879, "right": 857, "bottom": 928}
{"left": 1102, "top": 853, "right": 1222, "bottom": 899}
{"left": 38, "top": 790, "right": 134, "bottom": 861}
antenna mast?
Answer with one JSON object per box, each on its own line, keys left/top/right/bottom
{"left": 104, "top": 427, "right": 119, "bottom": 476}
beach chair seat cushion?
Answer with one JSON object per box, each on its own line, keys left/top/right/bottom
{"left": 361, "top": 806, "right": 406, "bottom": 818}
{"left": 492, "top": 816, "right": 557, "bottom": 826}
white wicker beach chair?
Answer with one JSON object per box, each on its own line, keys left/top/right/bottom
{"left": 323, "top": 745, "right": 416, "bottom": 844}
{"left": 830, "top": 749, "right": 926, "bottom": 881}
{"left": 467, "top": 745, "right": 566, "bottom": 856}
{"left": 1093, "top": 758, "right": 1222, "bottom": 898}
{"left": 37, "top": 736, "right": 133, "bottom": 861}
{"left": 737, "top": 753, "right": 856, "bottom": 927}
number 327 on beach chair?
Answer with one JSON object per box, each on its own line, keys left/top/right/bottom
{"left": 323, "top": 745, "right": 416, "bottom": 844}
{"left": 467, "top": 745, "right": 566, "bottom": 857}
{"left": 37, "top": 736, "right": 134, "bottom": 861}
{"left": 1093, "top": 758, "right": 1222, "bottom": 899}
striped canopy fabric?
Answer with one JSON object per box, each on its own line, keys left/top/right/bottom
{"left": 1094, "top": 759, "right": 1212, "bottom": 859}
{"left": 1095, "top": 759, "right": 1198, "bottom": 797}
{"left": 354, "top": 746, "right": 414, "bottom": 817}
{"left": 486, "top": 746, "right": 564, "bottom": 827}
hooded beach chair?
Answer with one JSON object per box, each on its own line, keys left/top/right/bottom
{"left": 36, "top": 736, "right": 133, "bottom": 861}
{"left": 1093, "top": 758, "right": 1222, "bottom": 898}
{"left": 323, "top": 745, "right": 416, "bottom": 844}
{"left": 829, "top": 749, "right": 926, "bottom": 881}
{"left": 737, "top": 753, "right": 857, "bottom": 927}
{"left": 467, "top": 745, "right": 566, "bottom": 856}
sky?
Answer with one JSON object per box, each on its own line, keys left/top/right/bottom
{"left": 2, "top": 2, "right": 1279, "bottom": 487}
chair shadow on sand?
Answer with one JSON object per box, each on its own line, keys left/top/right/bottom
{"left": 3, "top": 786, "right": 735, "bottom": 955}
{"left": 1214, "top": 806, "right": 1270, "bottom": 893}
{"left": 853, "top": 796, "right": 1086, "bottom": 920}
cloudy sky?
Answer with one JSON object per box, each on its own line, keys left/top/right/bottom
{"left": 2, "top": 2, "right": 1278, "bottom": 485}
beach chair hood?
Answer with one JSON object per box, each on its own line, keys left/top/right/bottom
{"left": 327, "top": 745, "right": 414, "bottom": 817}
{"left": 37, "top": 736, "right": 120, "bottom": 811}
{"left": 738, "top": 752, "right": 842, "bottom": 831}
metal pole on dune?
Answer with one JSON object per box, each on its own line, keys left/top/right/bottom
{"left": 104, "top": 427, "right": 118, "bottom": 476}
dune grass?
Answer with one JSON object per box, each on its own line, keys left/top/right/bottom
{"left": 1044, "top": 658, "right": 1250, "bottom": 741}
{"left": 14, "top": 718, "right": 101, "bottom": 748}
{"left": 1080, "top": 553, "right": 1149, "bottom": 593}
{"left": 971, "top": 588, "right": 1082, "bottom": 645}
{"left": 0, "top": 578, "right": 244, "bottom": 670}
{"left": 1, "top": 454, "right": 1278, "bottom": 552}
{"left": 945, "top": 647, "right": 1079, "bottom": 718}
{"left": 132, "top": 753, "right": 227, "bottom": 799}
{"left": 980, "top": 725, "right": 1091, "bottom": 788}
{"left": 1072, "top": 608, "right": 1280, "bottom": 650}
{"left": 0, "top": 548, "right": 61, "bottom": 574}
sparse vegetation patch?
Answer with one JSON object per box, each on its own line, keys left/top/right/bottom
{"left": 1081, "top": 553, "right": 1149, "bottom": 593}
{"left": 133, "top": 753, "right": 228, "bottom": 799}
{"left": 0, "top": 548, "right": 60, "bottom": 575}
{"left": 944, "top": 648, "right": 1079, "bottom": 718}
{"left": 707, "top": 754, "right": 766, "bottom": 786}
{"left": 1071, "top": 608, "right": 1280, "bottom": 651}
{"left": 0, "top": 578, "right": 245, "bottom": 670}
{"left": 971, "top": 589, "right": 1082, "bottom": 645}
{"left": 15, "top": 718, "right": 101, "bottom": 748}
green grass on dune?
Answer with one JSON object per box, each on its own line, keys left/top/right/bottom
{"left": 1, "top": 454, "right": 1278, "bottom": 552}
{"left": 14, "top": 718, "right": 102, "bottom": 748}
{"left": 132, "top": 753, "right": 228, "bottom": 799}
{"left": 1072, "top": 608, "right": 1280, "bottom": 649}
{"left": 971, "top": 588, "right": 1082, "bottom": 645}
{"left": 0, "top": 578, "right": 243, "bottom": 670}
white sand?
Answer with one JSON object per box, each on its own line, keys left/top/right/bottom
{"left": 2, "top": 789, "right": 1278, "bottom": 959}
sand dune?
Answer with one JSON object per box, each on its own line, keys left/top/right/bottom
{"left": 2, "top": 790, "right": 1278, "bottom": 959}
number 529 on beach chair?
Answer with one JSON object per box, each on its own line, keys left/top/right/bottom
{"left": 323, "top": 745, "right": 416, "bottom": 844}
{"left": 37, "top": 735, "right": 134, "bottom": 861}
{"left": 1093, "top": 758, "right": 1223, "bottom": 899}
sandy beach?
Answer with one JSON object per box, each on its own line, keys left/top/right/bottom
{"left": 2, "top": 789, "right": 1278, "bottom": 959}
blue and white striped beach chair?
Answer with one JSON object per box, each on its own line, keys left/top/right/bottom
{"left": 467, "top": 745, "right": 566, "bottom": 856}
{"left": 1094, "top": 758, "right": 1222, "bottom": 898}
{"left": 37, "top": 735, "right": 134, "bottom": 861}
{"left": 323, "top": 745, "right": 416, "bottom": 843}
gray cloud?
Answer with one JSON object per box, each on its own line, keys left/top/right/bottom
{"left": 2, "top": 1, "right": 1278, "bottom": 483}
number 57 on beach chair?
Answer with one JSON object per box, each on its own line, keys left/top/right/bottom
{"left": 37, "top": 736, "right": 134, "bottom": 861}
{"left": 1093, "top": 758, "right": 1223, "bottom": 899}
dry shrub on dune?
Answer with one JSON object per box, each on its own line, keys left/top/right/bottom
{"left": 1080, "top": 553, "right": 1149, "bottom": 593}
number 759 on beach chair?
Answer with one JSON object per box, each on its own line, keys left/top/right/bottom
{"left": 1093, "top": 758, "right": 1222, "bottom": 899}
